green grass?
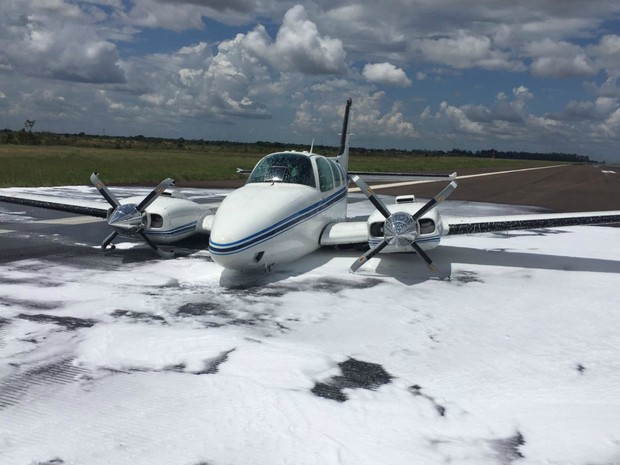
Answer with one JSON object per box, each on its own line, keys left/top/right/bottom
{"left": 346, "top": 153, "right": 558, "bottom": 173}
{"left": 0, "top": 145, "right": 563, "bottom": 187}
{"left": 0, "top": 145, "right": 263, "bottom": 187}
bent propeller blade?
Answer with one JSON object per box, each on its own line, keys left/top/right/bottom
{"left": 350, "top": 240, "right": 389, "bottom": 273}
{"left": 90, "top": 172, "right": 121, "bottom": 208}
{"left": 412, "top": 181, "right": 457, "bottom": 221}
{"left": 350, "top": 175, "right": 392, "bottom": 219}
{"left": 136, "top": 178, "right": 175, "bottom": 212}
{"left": 139, "top": 231, "right": 175, "bottom": 259}
{"left": 101, "top": 230, "right": 118, "bottom": 250}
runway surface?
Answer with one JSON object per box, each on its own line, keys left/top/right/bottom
{"left": 1, "top": 164, "right": 620, "bottom": 465}
{"left": 376, "top": 163, "right": 620, "bottom": 212}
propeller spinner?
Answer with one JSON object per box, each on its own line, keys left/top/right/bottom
{"left": 90, "top": 173, "right": 175, "bottom": 258}
{"left": 350, "top": 175, "right": 457, "bottom": 277}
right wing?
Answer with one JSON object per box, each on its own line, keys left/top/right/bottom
{"left": 320, "top": 221, "right": 368, "bottom": 246}
{"left": 444, "top": 210, "right": 620, "bottom": 235}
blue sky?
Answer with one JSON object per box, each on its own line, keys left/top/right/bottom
{"left": 2, "top": 1, "right": 620, "bottom": 162}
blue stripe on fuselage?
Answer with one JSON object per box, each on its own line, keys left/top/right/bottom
{"left": 368, "top": 235, "right": 441, "bottom": 247}
{"left": 209, "top": 187, "right": 347, "bottom": 255}
{"left": 145, "top": 221, "right": 196, "bottom": 237}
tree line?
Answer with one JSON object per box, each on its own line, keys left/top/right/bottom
{"left": 0, "top": 128, "right": 596, "bottom": 163}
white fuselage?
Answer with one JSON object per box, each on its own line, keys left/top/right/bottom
{"left": 208, "top": 151, "right": 348, "bottom": 270}
{"left": 209, "top": 182, "right": 347, "bottom": 270}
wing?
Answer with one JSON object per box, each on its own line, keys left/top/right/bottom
{"left": 444, "top": 210, "right": 620, "bottom": 235}
{"left": 0, "top": 191, "right": 108, "bottom": 218}
{"left": 348, "top": 171, "right": 456, "bottom": 183}
{"left": 319, "top": 221, "right": 368, "bottom": 246}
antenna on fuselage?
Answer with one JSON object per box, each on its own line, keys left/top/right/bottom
{"left": 309, "top": 138, "right": 314, "bottom": 154}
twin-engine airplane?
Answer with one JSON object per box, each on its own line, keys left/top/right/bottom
{"left": 1, "top": 98, "right": 620, "bottom": 277}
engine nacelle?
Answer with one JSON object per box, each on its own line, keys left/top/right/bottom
{"left": 367, "top": 198, "right": 443, "bottom": 253}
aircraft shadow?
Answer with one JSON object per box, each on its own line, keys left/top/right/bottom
{"left": 322, "top": 240, "right": 620, "bottom": 286}
{"left": 111, "top": 237, "right": 620, "bottom": 285}
{"left": 363, "top": 253, "right": 444, "bottom": 286}
{"left": 219, "top": 250, "right": 336, "bottom": 289}
{"left": 432, "top": 245, "right": 620, "bottom": 275}
{"left": 109, "top": 235, "right": 211, "bottom": 264}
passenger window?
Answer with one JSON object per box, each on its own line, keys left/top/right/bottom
{"left": 329, "top": 160, "right": 342, "bottom": 187}
{"left": 316, "top": 157, "right": 334, "bottom": 192}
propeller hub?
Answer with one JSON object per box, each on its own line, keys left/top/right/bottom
{"left": 384, "top": 212, "right": 419, "bottom": 246}
{"left": 107, "top": 204, "right": 146, "bottom": 235}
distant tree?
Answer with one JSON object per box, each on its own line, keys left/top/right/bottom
{"left": 24, "top": 120, "right": 36, "bottom": 131}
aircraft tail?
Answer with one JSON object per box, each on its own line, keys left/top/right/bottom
{"left": 336, "top": 98, "right": 352, "bottom": 174}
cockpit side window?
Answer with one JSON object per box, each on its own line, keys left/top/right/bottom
{"left": 316, "top": 157, "right": 335, "bottom": 192}
{"left": 247, "top": 153, "right": 316, "bottom": 188}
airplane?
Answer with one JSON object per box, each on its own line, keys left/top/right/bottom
{"left": 1, "top": 98, "right": 620, "bottom": 278}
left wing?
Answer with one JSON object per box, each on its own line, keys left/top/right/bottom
{"left": 444, "top": 210, "right": 620, "bottom": 235}
{"left": 0, "top": 190, "right": 108, "bottom": 218}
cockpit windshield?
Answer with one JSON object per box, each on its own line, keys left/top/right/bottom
{"left": 247, "top": 152, "right": 316, "bottom": 188}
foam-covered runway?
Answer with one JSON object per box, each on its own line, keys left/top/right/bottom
{"left": 1, "top": 182, "right": 620, "bottom": 465}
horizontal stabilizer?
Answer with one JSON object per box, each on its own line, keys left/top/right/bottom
{"left": 348, "top": 171, "right": 456, "bottom": 182}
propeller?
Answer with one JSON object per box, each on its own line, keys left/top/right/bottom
{"left": 90, "top": 173, "right": 175, "bottom": 258}
{"left": 350, "top": 175, "right": 457, "bottom": 277}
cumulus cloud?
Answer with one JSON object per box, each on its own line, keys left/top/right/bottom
{"left": 124, "top": 0, "right": 257, "bottom": 30}
{"left": 525, "top": 38, "right": 597, "bottom": 78}
{"left": 122, "top": 37, "right": 273, "bottom": 123}
{"left": 158, "top": 0, "right": 255, "bottom": 14}
{"left": 430, "top": 85, "right": 537, "bottom": 142}
{"left": 411, "top": 31, "right": 524, "bottom": 71}
{"left": 265, "top": 5, "right": 347, "bottom": 75}
{"left": 362, "top": 63, "right": 412, "bottom": 87}
{"left": 1, "top": 0, "right": 125, "bottom": 83}
{"left": 438, "top": 101, "right": 484, "bottom": 135}
{"left": 600, "top": 107, "right": 620, "bottom": 137}
{"left": 293, "top": 90, "right": 418, "bottom": 139}
{"left": 587, "top": 35, "right": 620, "bottom": 79}
{"left": 585, "top": 73, "right": 620, "bottom": 98}
{"left": 547, "top": 97, "right": 619, "bottom": 121}
{"left": 97, "top": 4, "right": 348, "bottom": 128}
{"left": 531, "top": 55, "right": 596, "bottom": 78}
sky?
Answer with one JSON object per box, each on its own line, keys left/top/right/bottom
{"left": 2, "top": 1, "right": 620, "bottom": 162}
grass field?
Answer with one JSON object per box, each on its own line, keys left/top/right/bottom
{"left": 0, "top": 145, "right": 563, "bottom": 187}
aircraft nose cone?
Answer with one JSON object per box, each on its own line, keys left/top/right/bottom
{"left": 108, "top": 204, "right": 145, "bottom": 234}
{"left": 384, "top": 212, "right": 418, "bottom": 246}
